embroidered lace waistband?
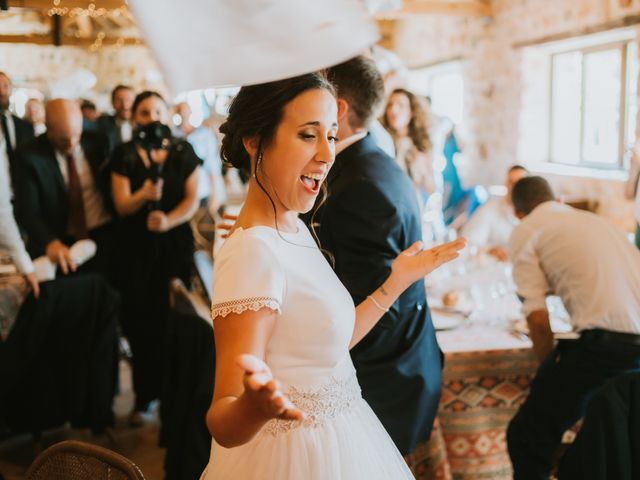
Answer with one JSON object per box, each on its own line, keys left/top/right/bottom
{"left": 263, "top": 374, "right": 362, "bottom": 436}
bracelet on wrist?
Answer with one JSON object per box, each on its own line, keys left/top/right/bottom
{"left": 368, "top": 295, "right": 390, "bottom": 313}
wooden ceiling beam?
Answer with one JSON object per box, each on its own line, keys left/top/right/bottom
{"left": 7, "top": 0, "right": 126, "bottom": 10}
{"left": 0, "top": 33, "right": 142, "bottom": 46}
{"left": 378, "top": 0, "right": 493, "bottom": 17}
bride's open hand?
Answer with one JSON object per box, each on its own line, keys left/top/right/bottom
{"left": 391, "top": 238, "right": 466, "bottom": 288}
{"left": 237, "top": 354, "right": 306, "bottom": 422}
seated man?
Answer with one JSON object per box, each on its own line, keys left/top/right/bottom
{"left": 460, "top": 164, "right": 528, "bottom": 260}
{"left": 506, "top": 176, "right": 640, "bottom": 480}
{"left": 14, "top": 99, "right": 116, "bottom": 282}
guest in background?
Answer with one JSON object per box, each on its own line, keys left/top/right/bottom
{"left": 23, "top": 98, "right": 46, "bottom": 136}
{"left": 96, "top": 84, "right": 135, "bottom": 151}
{"left": 382, "top": 88, "right": 437, "bottom": 202}
{"left": 14, "top": 99, "right": 116, "bottom": 282}
{"left": 306, "top": 56, "right": 445, "bottom": 456}
{"left": 626, "top": 142, "right": 640, "bottom": 249}
{"left": 80, "top": 99, "right": 99, "bottom": 122}
{"left": 460, "top": 164, "right": 528, "bottom": 261}
{"left": 507, "top": 176, "right": 640, "bottom": 480}
{"left": 110, "top": 91, "right": 201, "bottom": 424}
{"left": 173, "top": 101, "right": 226, "bottom": 215}
{"left": 0, "top": 72, "right": 35, "bottom": 192}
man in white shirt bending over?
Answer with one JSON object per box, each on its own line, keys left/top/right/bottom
{"left": 460, "top": 164, "right": 527, "bottom": 261}
{"left": 506, "top": 176, "right": 640, "bottom": 480}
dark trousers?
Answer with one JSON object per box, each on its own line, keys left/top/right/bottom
{"left": 507, "top": 333, "right": 640, "bottom": 480}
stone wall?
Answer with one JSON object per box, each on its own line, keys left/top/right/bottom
{"left": 0, "top": 43, "right": 164, "bottom": 112}
{"left": 387, "top": 0, "right": 640, "bottom": 229}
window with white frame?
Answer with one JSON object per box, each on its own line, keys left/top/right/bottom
{"left": 406, "top": 61, "right": 465, "bottom": 126}
{"left": 549, "top": 40, "right": 638, "bottom": 169}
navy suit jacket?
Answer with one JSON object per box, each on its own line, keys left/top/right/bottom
{"left": 14, "top": 131, "right": 113, "bottom": 257}
{"left": 304, "top": 133, "right": 442, "bottom": 454}
{"left": 95, "top": 114, "right": 124, "bottom": 153}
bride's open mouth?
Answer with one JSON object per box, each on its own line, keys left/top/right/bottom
{"left": 300, "top": 173, "right": 324, "bottom": 194}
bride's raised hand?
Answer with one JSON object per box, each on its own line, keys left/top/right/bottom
{"left": 391, "top": 238, "right": 466, "bottom": 288}
{"left": 236, "top": 354, "right": 306, "bottom": 422}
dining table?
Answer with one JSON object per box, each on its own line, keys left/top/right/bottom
{"left": 404, "top": 251, "right": 572, "bottom": 479}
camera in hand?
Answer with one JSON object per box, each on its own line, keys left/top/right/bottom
{"left": 134, "top": 121, "right": 172, "bottom": 210}
{"left": 133, "top": 121, "right": 172, "bottom": 151}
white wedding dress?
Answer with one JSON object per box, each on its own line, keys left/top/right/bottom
{"left": 200, "top": 219, "right": 414, "bottom": 479}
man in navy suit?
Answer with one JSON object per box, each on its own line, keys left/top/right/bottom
{"left": 304, "top": 56, "right": 443, "bottom": 455}
{"left": 14, "top": 99, "right": 117, "bottom": 282}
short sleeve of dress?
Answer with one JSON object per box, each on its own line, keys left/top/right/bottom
{"left": 109, "top": 143, "right": 134, "bottom": 177}
{"left": 174, "top": 140, "right": 202, "bottom": 180}
{"left": 210, "top": 231, "right": 285, "bottom": 320}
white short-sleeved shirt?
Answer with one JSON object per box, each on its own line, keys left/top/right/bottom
{"left": 211, "top": 219, "right": 357, "bottom": 390}
{"left": 510, "top": 201, "right": 640, "bottom": 334}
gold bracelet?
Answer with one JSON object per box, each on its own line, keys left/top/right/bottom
{"left": 368, "top": 295, "right": 389, "bottom": 313}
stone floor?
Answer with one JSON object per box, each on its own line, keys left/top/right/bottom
{"left": 0, "top": 361, "right": 166, "bottom": 479}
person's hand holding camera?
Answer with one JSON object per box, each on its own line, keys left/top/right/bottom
{"left": 147, "top": 210, "right": 170, "bottom": 232}
{"left": 140, "top": 178, "right": 164, "bottom": 202}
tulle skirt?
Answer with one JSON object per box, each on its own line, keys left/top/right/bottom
{"left": 200, "top": 396, "right": 414, "bottom": 479}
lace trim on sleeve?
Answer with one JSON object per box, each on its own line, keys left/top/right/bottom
{"left": 211, "top": 297, "right": 281, "bottom": 319}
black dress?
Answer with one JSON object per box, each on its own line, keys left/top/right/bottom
{"left": 110, "top": 139, "right": 201, "bottom": 410}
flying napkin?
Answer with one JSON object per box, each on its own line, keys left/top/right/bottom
{"left": 128, "top": 0, "right": 380, "bottom": 92}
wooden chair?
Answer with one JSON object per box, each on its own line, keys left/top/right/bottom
{"left": 26, "top": 440, "right": 145, "bottom": 480}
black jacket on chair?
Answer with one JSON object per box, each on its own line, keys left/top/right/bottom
{"left": 558, "top": 372, "right": 640, "bottom": 480}
{"left": 303, "top": 133, "right": 443, "bottom": 454}
{"left": 14, "top": 131, "right": 113, "bottom": 258}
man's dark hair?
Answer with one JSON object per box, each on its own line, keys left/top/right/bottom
{"left": 511, "top": 176, "right": 555, "bottom": 216}
{"left": 80, "top": 99, "right": 96, "bottom": 111}
{"left": 111, "top": 84, "right": 133, "bottom": 102}
{"left": 326, "top": 56, "right": 385, "bottom": 130}
{"left": 508, "top": 164, "right": 528, "bottom": 174}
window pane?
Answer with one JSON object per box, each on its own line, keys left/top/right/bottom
{"left": 551, "top": 52, "right": 582, "bottom": 165}
{"left": 431, "top": 72, "right": 464, "bottom": 125}
{"left": 626, "top": 41, "right": 638, "bottom": 156}
{"left": 582, "top": 48, "right": 621, "bottom": 165}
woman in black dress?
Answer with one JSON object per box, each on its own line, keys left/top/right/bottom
{"left": 110, "top": 91, "right": 201, "bottom": 422}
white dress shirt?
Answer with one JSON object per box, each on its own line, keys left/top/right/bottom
{"left": 54, "top": 145, "right": 111, "bottom": 232}
{"left": 0, "top": 142, "right": 33, "bottom": 274}
{"left": 461, "top": 197, "right": 519, "bottom": 248}
{"left": 118, "top": 119, "right": 133, "bottom": 143}
{"left": 369, "top": 120, "right": 396, "bottom": 158}
{"left": 510, "top": 201, "right": 640, "bottom": 334}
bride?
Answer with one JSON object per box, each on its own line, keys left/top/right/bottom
{"left": 200, "top": 72, "right": 464, "bottom": 479}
